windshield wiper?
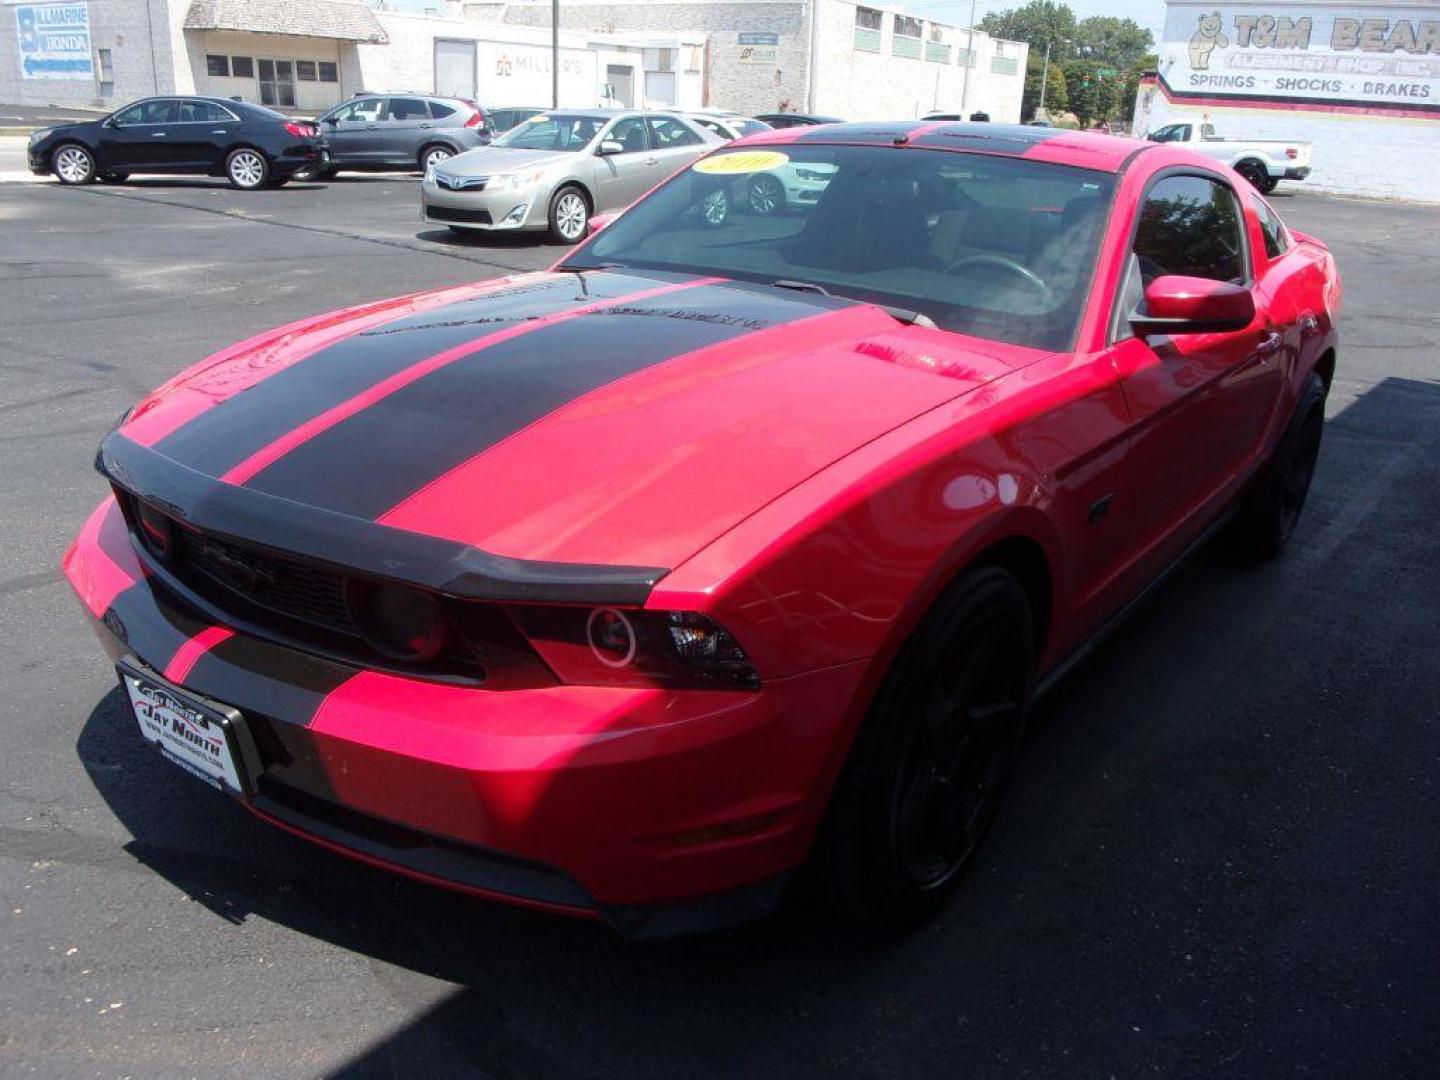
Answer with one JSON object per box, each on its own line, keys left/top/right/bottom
{"left": 768, "top": 279, "right": 936, "bottom": 328}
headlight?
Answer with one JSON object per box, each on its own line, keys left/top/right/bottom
{"left": 502, "top": 606, "right": 760, "bottom": 690}
{"left": 29, "top": 127, "right": 52, "bottom": 145}
{"left": 492, "top": 170, "right": 545, "bottom": 191}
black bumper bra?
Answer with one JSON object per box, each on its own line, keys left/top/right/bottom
{"left": 97, "top": 433, "right": 667, "bottom": 606}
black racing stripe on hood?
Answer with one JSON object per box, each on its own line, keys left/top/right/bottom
{"left": 242, "top": 282, "right": 846, "bottom": 520}
{"left": 103, "top": 580, "right": 210, "bottom": 675}
{"left": 151, "top": 271, "right": 686, "bottom": 479}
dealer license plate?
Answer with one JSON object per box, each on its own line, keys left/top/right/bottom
{"left": 119, "top": 662, "right": 246, "bottom": 795}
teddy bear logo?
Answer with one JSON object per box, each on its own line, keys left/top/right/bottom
{"left": 1189, "top": 12, "right": 1230, "bottom": 70}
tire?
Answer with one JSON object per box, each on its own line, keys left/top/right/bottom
{"left": 1235, "top": 159, "right": 1276, "bottom": 194}
{"left": 225, "top": 147, "right": 269, "bottom": 190}
{"left": 52, "top": 143, "right": 96, "bottom": 185}
{"left": 700, "top": 186, "right": 729, "bottom": 227}
{"left": 1229, "top": 371, "right": 1326, "bottom": 560}
{"left": 816, "top": 564, "right": 1035, "bottom": 930}
{"left": 547, "top": 184, "right": 590, "bottom": 244}
{"left": 748, "top": 173, "right": 785, "bottom": 216}
{"left": 419, "top": 144, "right": 454, "bottom": 173}
{"left": 97, "top": 171, "right": 129, "bottom": 184}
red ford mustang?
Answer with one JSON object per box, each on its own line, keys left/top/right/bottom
{"left": 64, "top": 123, "right": 1341, "bottom": 937}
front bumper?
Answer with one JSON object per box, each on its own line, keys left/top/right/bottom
{"left": 65, "top": 496, "right": 863, "bottom": 936}
{"left": 420, "top": 175, "right": 547, "bottom": 231}
{"left": 1282, "top": 165, "right": 1311, "bottom": 181}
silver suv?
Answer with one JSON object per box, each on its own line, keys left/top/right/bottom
{"left": 307, "top": 94, "right": 488, "bottom": 178}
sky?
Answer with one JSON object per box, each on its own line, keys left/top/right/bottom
{"left": 871, "top": 0, "right": 1165, "bottom": 43}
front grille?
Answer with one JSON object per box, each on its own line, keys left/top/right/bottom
{"left": 180, "top": 529, "right": 357, "bottom": 636}
{"left": 427, "top": 205, "right": 493, "bottom": 224}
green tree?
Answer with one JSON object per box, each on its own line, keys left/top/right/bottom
{"left": 1061, "top": 59, "right": 1119, "bottom": 127}
{"left": 1022, "top": 55, "right": 1067, "bottom": 121}
{"left": 978, "top": 0, "right": 1077, "bottom": 63}
{"left": 1072, "top": 15, "right": 1154, "bottom": 72}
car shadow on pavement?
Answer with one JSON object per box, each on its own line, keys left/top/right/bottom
{"left": 418, "top": 226, "right": 563, "bottom": 251}
{"left": 73, "top": 376, "right": 1440, "bottom": 1078}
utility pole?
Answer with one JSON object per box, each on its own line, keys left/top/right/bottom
{"left": 1038, "top": 39, "right": 1051, "bottom": 117}
{"left": 959, "top": 0, "right": 977, "bottom": 113}
{"left": 552, "top": 0, "right": 560, "bottom": 108}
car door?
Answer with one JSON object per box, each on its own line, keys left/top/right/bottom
{"left": 644, "top": 114, "right": 708, "bottom": 182}
{"left": 325, "top": 98, "right": 387, "bottom": 164}
{"left": 591, "top": 115, "right": 654, "bottom": 211}
{"left": 1108, "top": 170, "right": 1284, "bottom": 566}
{"left": 171, "top": 100, "right": 239, "bottom": 171}
{"left": 382, "top": 96, "right": 433, "bottom": 166}
{"left": 97, "top": 99, "right": 178, "bottom": 170}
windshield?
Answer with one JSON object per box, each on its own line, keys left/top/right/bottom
{"left": 493, "top": 113, "right": 604, "bottom": 151}
{"left": 563, "top": 144, "right": 1115, "bottom": 351}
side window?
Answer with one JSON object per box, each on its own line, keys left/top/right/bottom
{"left": 388, "top": 97, "right": 429, "bottom": 121}
{"left": 178, "top": 101, "right": 233, "bottom": 123}
{"left": 429, "top": 101, "right": 456, "bottom": 119}
{"left": 607, "top": 116, "right": 650, "bottom": 153}
{"left": 1255, "top": 199, "right": 1289, "bottom": 260}
{"left": 692, "top": 116, "right": 727, "bottom": 138}
{"left": 334, "top": 98, "right": 384, "bottom": 123}
{"left": 646, "top": 115, "right": 702, "bottom": 148}
{"left": 1134, "top": 174, "right": 1246, "bottom": 285}
{"left": 115, "top": 100, "right": 176, "bottom": 125}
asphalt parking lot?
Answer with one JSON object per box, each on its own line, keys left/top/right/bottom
{"left": 1, "top": 168, "right": 1437, "bottom": 1078}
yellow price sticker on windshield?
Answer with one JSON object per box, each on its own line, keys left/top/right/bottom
{"left": 693, "top": 151, "right": 790, "bottom": 175}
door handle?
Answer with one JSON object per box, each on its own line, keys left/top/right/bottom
{"left": 211, "top": 129, "right": 226, "bottom": 134}
{"left": 419, "top": 123, "right": 431, "bottom": 129}
{"left": 365, "top": 123, "right": 378, "bottom": 129}
{"left": 1256, "top": 331, "right": 1282, "bottom": 357}
{"left": 151, "top": 131, "right": 167, "bottom": 137}
{"left": 645, "top": 156, "right": 658, "bottom": 165}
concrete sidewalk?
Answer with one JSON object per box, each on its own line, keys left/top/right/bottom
{"left": 0, "top": 135, "right": 42, "bottom": 182}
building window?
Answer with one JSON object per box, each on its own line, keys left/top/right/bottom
{"left": 990, "top": 51, "right": 1018, "bottom": 75}
{"left": 231, "top": 56, "right": 254, "bottom": 78}
{"left": 296, "top": 60, "right": 317, "bottom": 81}
{"left": 317, "top": 61, "right": 338, "bottom": 82}
{"left": 206, "top": 54, "right": 229, "bottom": 77}
{"left": 95, "top": 47, "right": 114, "bottom": 88}
{"left": 925, "top": 22, "right": 951, "bottom": 63}
{"left": 955, "top": 46, "right": 976, "bottom": 68}
{"left": 893, "top": 15, "right": 922, "bottom": 59}
{"left": 854, "top": 7, "right": 881, "bottom": 53}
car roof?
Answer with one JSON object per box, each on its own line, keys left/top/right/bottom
{"left": 736, "top": 120, "right": 1148, "bottom": 172}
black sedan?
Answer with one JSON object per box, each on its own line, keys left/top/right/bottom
{"left": 27, "top": 96, "right": 326, "bottom": 190}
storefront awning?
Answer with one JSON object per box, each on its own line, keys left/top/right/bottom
{"left": 184, "top": 0, "right": 389, "bottom": 44}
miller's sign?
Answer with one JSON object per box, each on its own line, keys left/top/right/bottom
{"left": 1160, "top": 2, "right": 1440, "bottom": 113}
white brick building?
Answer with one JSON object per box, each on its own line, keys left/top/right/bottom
{"left": 489, "top": 0, "right": 1028, "bottom": 120}
{"left": 1134, "top": 0, "right": 1440, "bottom": 203}
{"left": 0, "top": 0, "right": 704, "bottom": 113}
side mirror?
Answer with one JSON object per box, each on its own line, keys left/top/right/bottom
{"left": 1130, "top": 275, "right": 1255, "bottom": 337}
{"left": 325, "top": 116, "right": 338, "bottom": 126}
{"left": 597, "top": 139, "right": 624, "bottom": 156}
{"left": 587, "top": 212, "right": 617, "bottom": 236}
{"left": 104, "top": 117, "right": 121, "bottom": 129}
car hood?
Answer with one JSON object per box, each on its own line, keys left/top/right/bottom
{"left": 440, "top": 145, "right": 573, "bottom": 176}
{"left": 36, "top": 119, "right": 101, "bottom": 142}
{"left": 113, "top": 269, "right": 1035, "bottom": 575}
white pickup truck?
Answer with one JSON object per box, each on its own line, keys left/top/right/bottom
{"left": 1146, "top": 122, "right": 1311, "bottom": 194}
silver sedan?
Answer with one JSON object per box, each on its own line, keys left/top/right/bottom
{"left": 420, "top": 109, "right": 722, "bottom": 243}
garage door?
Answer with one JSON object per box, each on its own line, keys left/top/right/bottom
{"left": 435, "top": 40, "right": 477, "bottom": 99}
